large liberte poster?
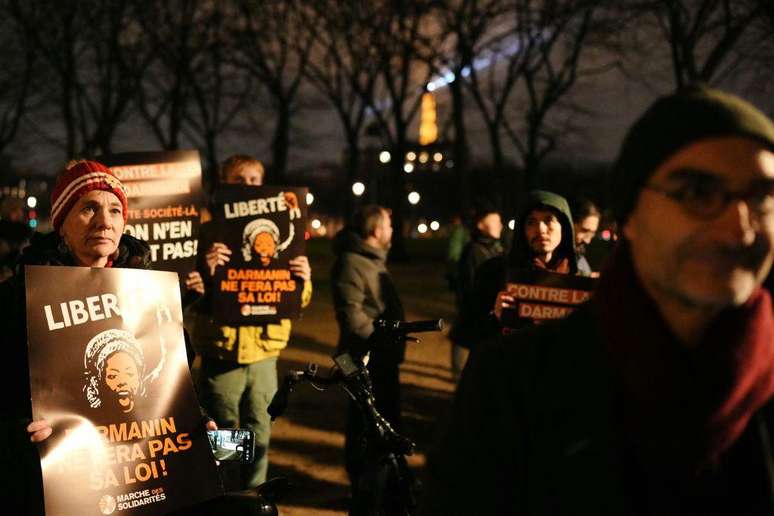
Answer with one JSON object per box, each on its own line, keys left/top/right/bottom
{"left": 503, "top": 269, "right": 597, "bottom": 327}
{"left": 101, "top": 151, "right": 202, "bottom": 276}
{"left": 25, "top": 266, "right": 222, "bottom": 516}
{"left": 210, "top": 184, "right": 307, "bottom": 324}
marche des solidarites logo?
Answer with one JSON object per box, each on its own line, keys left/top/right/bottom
{"left": 98, "top": 488, "right": 167, "bottom": 513}
{"left": 99, "top": 494, "right": 117, "bottom": 515}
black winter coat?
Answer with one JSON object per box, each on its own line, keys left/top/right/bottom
{"left": 423, "top": 305, "right": 774, "bottom": 515}
{"left": 0, "top": 231, "right": 151, "bottom": 516}
{"left": 450, "top": 235, "right": 503, "bottom": 347}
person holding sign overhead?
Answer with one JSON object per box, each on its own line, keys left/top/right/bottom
{"left": 189, "top": 154, "right": 312, "bottom": 489}
{"left": 423, "top": 86, "right": 774, "bottom": 514}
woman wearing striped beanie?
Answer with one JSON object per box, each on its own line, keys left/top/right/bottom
{"left": 50, "top": 160, "right": 130, "bottom": 267}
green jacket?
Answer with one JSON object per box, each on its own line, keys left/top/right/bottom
{"left": 423, "top": 304, "right": 774, "bottom": 515}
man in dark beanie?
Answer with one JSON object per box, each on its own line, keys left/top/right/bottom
{"left": 448, "top": 199, "right": 503, "bottom": 380}
{"left": 422, "top": 85, "right": 774, "bottom": 515}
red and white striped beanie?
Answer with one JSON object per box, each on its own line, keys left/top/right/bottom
{"left": 51, "top": 160, "right": 129, "bottom": 231}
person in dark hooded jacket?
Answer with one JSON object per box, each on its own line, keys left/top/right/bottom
{"left": 469, "top": 190, "right": 577, "bottom": 343}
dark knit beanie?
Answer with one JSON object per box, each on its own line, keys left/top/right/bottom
{"left": 610, "top": 85, "right": 774, "bottom": 225}
{"left": 471, "top": 196, "right": 500, "bottom": 224}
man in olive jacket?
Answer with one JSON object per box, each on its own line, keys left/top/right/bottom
{"left": 331, "top": 204, "right": 405, "bottom": 487}
{"left": 423, "top": 86, "right": 774, "bottom": 515}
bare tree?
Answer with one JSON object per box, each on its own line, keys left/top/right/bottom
{"left": 301, "top": 1, "right": 381, "bottom": 219}
{"left": 463, "top": 3, "right": 530, "bottom": 177}
{"left": 0, "top": 0, "right": 36, "bottom": 154}
{"left": 355, "top": 0, "right": 439, "bottom": 259}
{"left": 628, "top": 0, "right": 769, "bottom": 89}
{"left": 183, "top": 4, "right": 253, "bottom": 181}
{"left": 233, "top": 0, "right": 316, "bottom": 183}
{"left": 133, "top": 0, "right": 200, "bottom": 151}
{"left": 504, "top": 0, "right": 615, "bottom": 189}
{"left": 432, "top": 0, "right": 510, "bottom": 211}
{"left": 9, "top": 0, "right": 154, "bottom": 158}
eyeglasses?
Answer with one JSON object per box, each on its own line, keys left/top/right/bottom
{"left": 644, "top": 172, "right": 774, "bottom": 219}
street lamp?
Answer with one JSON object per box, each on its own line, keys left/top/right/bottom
{"left": 352, "top": 182, "right": 365, "bottom": 196}
{"left": 404, "top": 163, "right": 414, "bottom": 173}
{"left": 27, "top": 196, "right": 38, "bottom": 208}
{"left": 379, "top": 151, "right": 391, "bottom": 163}
{"left": 430, "top": 220, "right": 440, "bottom": 231}
{"left": 417, "top": 223, "right": 428, "bottom": 234}
{"left": 311, "top": 219, "right": 322, "bottom": 229}
{"left": 306, "top": 192, "right": 314, "bottom": 205}
{"left": 407, "top": 191, "right": 420, "bottom": 205}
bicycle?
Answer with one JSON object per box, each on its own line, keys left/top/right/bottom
{"left": 268, "top": 318, "right": 444, "bottom": 516}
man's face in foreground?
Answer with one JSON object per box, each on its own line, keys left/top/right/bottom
{"left": 624, "top": 136, "right": 774, "bottom": 309}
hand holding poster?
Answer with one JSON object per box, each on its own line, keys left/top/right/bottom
{"left": 25, "top": 266, "right": 222, "bottom": 515}
{"left": 502, "top": 269, "right": 598, "bottom": 328}
{"left": 210, "top": 184, "right": 308, "bottom": 324}
{"left": 100, "top": 151, "right": 202, "bottom": 276}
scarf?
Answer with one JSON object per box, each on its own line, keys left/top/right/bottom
{"left": 594, "top": 242, "right": 774, "bottom": 478}
{"left": 532, "top": 256, "right": 571, "bottom": 274}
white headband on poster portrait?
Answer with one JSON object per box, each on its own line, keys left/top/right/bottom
{"left": 241, "top": 217, "right": 295, "bottom": 262}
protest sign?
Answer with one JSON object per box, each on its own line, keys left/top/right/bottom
{"left": 502, "top": 269, "right": 597, "bottom": 327}
{"left": 101, "top": 151, "right": 202, "bottom": 276}
{"left": 210, "top": 184, "right": 307, "bottom": 324}
{"left": 25, "top": 266, "right": 222, "bottom": 515}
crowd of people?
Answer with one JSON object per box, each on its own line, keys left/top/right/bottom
{"left": 2, "top": 83, "right": 774, "bottom": 515}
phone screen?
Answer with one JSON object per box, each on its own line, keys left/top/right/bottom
{"left": 207, "top": 428, "right": 255, "bottom": 463}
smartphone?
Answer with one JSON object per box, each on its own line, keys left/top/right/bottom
{"left": 207, "top": 428, "right": 256, "bottom": 464}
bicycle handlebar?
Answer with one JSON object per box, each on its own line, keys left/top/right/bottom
{"left": 374, "top": 318, "right": 444, "bottom": 334}
{"left": 268, "top": 319, "right": 443, "bottom": 455}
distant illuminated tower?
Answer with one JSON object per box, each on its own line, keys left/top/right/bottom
{"left": 419, "top": 92, "right": 438, "bottom": 145}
